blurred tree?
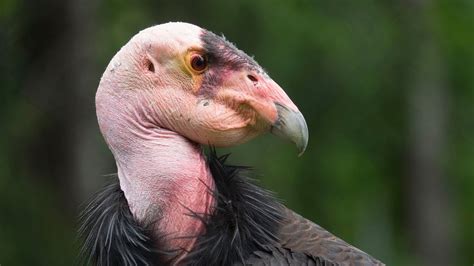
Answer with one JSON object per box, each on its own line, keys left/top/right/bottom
{"left": 402, "top": 0, "right": 456, "bottom": 265}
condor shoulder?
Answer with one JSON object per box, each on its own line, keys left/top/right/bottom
{"left": 241, "top": 246, "right": 333, "bottom": 266}
{"left": 277, "top": 208, "right": 384, "bottom": 265}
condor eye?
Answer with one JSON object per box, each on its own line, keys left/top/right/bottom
{"left": 190, "top": 54, "right": 208, "bottom": 72}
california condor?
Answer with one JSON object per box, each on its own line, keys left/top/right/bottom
{"left": 80, "top": 22, "right": 383, "bottom": 266}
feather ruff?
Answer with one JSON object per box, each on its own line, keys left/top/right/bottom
{"left": 78, "top": 149, "right": 284, "bottom": 265}
{"left": 183, "top": 149, "right": 284, "bottom": 265}
{"left": 78, "top": 180, "right": 165, "bottom": 266}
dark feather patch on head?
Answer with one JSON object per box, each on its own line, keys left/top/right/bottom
{"left": 78, "top": 180, "right": 169, "bottom": 266}
{"left": 183, "top": 148, "right": 285, "bottom": 265}
{"left": 198, "top": 30, "right": 265, "bottom": 96}
{"left": 201, "top": 31, "right": 261, "bottom": 71}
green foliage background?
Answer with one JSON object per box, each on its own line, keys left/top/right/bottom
{"left": 0, "top": 0, "right": 473, "bottom": 265}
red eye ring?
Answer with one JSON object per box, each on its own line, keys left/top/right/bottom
{"left": 190, "top": 54, "right": 208, "bottom": 72}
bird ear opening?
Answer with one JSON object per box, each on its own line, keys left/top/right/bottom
{"left": 145, "top": 53, "right": 158, "bottom": 73}
{"left": 145, "top": 59, "right": 155, "bottom": 73}
{"left": 147, "top": 60, "right": 155, "bottom": 72}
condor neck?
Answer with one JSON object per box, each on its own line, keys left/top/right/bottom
{"left": 110, "top": 125, "right": 215, "bottom": 259}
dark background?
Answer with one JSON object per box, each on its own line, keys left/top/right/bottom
{"left": 1, "top": 0, "right": 473, "bottom": 265}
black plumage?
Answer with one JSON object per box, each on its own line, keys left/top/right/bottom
{"left": 183, "top": 150, "right": 284, "bottom": 265}
{"left": 78, "top": 180, "right": 162, "bottom": 266}
{"left": 79, "top": 150, "right": 382, "bottom": 265}
{"left": 239, "top": 246, "right": 330, "bottom": 266}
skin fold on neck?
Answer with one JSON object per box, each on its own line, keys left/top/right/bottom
{"left": 97, "top": 91, "right": 215, "bottom": 261}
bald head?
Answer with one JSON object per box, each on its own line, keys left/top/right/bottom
{"left": 96, "top": 22, "right": 308, "bottom": 154}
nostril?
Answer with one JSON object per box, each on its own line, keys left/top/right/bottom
{"left": 247, "top": 74, "right": 258, "bottom": 83}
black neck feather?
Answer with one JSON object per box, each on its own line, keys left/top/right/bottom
{"left": 78, "top": 149, "right": 284, "bottom": 265}
{"left": 78, "top": 180, "right": 164, "bottom": 266}
{"left": 183, "top": 149, "right": 284, "bottom": 265}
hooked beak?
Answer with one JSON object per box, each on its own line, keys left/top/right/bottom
{"left": 271, "top": 103, "right": 309, "bottom": 156}
{"left": 216, "top": 70, "right": 309, "bottom": 155}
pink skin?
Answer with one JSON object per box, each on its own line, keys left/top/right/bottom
{"left": 96, "top": 22, "right": 299, "bottom": 263}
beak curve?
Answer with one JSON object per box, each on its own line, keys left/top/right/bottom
{"left": 270, "top": 103, "right": 309, "bottom": 156}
